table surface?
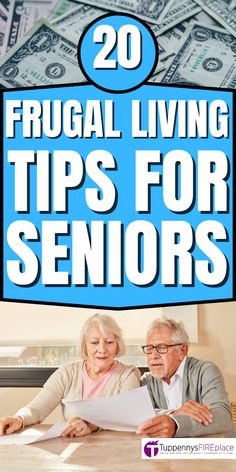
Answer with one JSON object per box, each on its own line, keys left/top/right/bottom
{"left": 0, "top": 425, "right": 235, "bottom": 472}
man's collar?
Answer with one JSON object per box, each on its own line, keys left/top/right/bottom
{"left": 174, "top": 356, "right": 187, "bottom": 380}
{"left": 161, "top": 356, "right": 187, "bottom": 385}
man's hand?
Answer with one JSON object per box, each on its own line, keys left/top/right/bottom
{"left": 0, "top": 416, "right": 23, "bottom": 435}
{"left": 136, "top": 415, "right": 177, "bottom": 438}
{"left": 61, "top": 416, "right": 98, "bottom": 437}
{"left": 173, "top": 400, "right": 213, "bottom": 425}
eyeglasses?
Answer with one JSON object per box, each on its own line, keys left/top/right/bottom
{"left": 141, "top": 343, "right": 183, "bottom": 354}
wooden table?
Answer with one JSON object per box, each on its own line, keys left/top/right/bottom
{"left": 0, "top": 426, "right": 235, "bottom": 472}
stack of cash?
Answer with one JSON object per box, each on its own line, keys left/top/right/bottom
{"left": 0, "top": 0, "right": 235, "bottom": 89}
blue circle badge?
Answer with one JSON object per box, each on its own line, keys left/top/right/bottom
{"left": 78, "top": 13, "right": 158, "bottom": 93}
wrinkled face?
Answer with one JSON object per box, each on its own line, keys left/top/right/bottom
{"left": 146, "top": 327, "right": 187, "bottom": 383}
{"left": 85, "top": 322, "right": 118, "bottom": 372}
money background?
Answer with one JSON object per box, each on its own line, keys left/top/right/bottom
{"left": 0, "top": 0, "right": 235, "bottom": 89}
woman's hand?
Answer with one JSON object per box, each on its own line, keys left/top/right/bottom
{"left": 0, "top": 416, "right": 23, "bottom": 435}
{"left": 61, "top": 416, "right": 99, "bottom": 437}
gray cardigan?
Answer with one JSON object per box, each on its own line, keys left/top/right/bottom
{"left": 141, "top": 356, "right": 233, "bottom": 437}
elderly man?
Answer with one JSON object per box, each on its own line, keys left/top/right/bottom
{"left": 137, "top": 318, "right": 233, "bottom": 437}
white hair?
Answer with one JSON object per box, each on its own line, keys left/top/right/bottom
{"left": 146, "top": 317, "right": 190, "bottom": 345}
{"left": 78, "top": 314, "right": 126, "bottom": 358}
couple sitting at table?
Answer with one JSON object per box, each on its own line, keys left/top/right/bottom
{"left": 0, "top": 314, "right": 233, "bottom": 438}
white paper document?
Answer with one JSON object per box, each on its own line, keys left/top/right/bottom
{"left": 0, "top": 386, "right": 155, "bottom": 444}
{"left": 63, "top": 386, "right": 155, "bottom": 431}
{"left": 0, "top": 421, "right": 67, "bottom": 445}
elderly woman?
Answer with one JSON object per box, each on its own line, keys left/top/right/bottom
{"left": 0, "top": 314, "right": 140, "bottom": 437}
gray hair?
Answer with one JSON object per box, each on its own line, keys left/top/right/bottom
{"left": 78, "top": 314, "right": 126, "bottom": 359}
{"left": 146, "top": 317, "right": 190, "bottom": 345}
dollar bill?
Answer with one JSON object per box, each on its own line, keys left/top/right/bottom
{"left": 150, "top": 0, "right": 201, "bottom": 37}
{"left": 52, "top": 4, "right": 105, "bottom": 44}
{"left": 169, "top": 9, "right": 218, "bottom": 31}
{"left": 152, "top": 1, "right": 202, "bottom": 62}
{"left": 2, "top": 0, "right": 54, "bottom": 55}
{"left": 0, "top": 20, "right": 85, "bottom": 88}
{"left": 191, "top": 9, "right": 218, "bottom": 27}
{"left": 157, "top": 39, "right": 172, "bottom": 60}
{"left": 53, "top": 4, "right": 172, "bottom": 61}
{"left": 149, "top": 55, "right": 174, "bottom": 82}
{"left": 149, "top": 61, "right": 167, "bottom": 81}
{"left": 195, "top": 0, "right": 236, "bottom": 38}
{"left": 152, "top": 26, "right": 193, "bottom": 81}
{"left": 0, "top": 7, "right": 7, "bottom": 57}
{"left": 73, "top": 0, "right": 173, "bottom": 24}
{"left": 0, "top": 0, "right": 10, "bottom": 13}
{"left": 157, "top": 26, "right": 183, "bottom": 61}
{"left": 162, "top": 24, "right": 236, "bottom": 88}
{"left": 48, "top": 0, "right": 76, "bottom": 21}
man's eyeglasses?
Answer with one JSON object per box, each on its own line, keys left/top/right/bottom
{"left": 141, "top": 343, "right": 183, "bottom": 354}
